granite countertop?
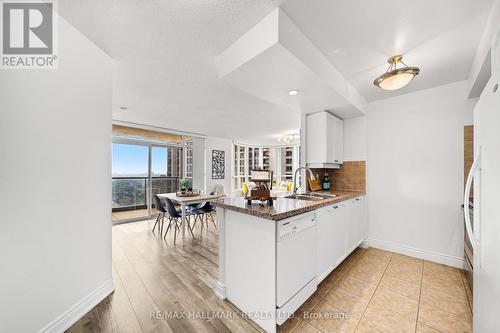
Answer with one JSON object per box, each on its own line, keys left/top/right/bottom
{"left": 213, "top": 190, "right": 365, "bottom": 221}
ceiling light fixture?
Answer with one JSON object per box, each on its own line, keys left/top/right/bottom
{"left": 288, "top": 90, "right": 299, "bottom": 96}
{"left": 373, "top": 55, "right": 420, "bottom": 91}
{"left": 277, "top": 133, "right": 300, "bottom": 144}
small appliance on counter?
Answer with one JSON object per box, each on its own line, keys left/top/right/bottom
{"left": 246, "top": 169, "right": 276, "bottom": 206}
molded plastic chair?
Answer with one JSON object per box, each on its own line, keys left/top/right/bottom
{"left": 163, "top": 197, "right": 195, "bottom": 244}
{"left": 193, "top": 191, "right": 218, "bottom": 229}
{"left": 152, "top": 195, "right": 167, "bottom": 235}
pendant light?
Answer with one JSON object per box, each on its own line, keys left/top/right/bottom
{"left": 373, "top": 55, "right": 420, "bottom": 90}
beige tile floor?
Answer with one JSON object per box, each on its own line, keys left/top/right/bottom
{"left": 279, "top": 248, "right": 473, "bottom": 333}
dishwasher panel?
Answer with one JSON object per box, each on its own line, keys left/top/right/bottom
{"left": 276, "top": 213, "right": 317, "bottom": 308}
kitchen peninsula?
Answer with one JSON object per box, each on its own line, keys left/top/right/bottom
{"left": 213, "top": 191, "right": 366, "bottom": 333}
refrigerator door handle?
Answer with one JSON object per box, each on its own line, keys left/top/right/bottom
{"left": 464, "top": 151, "right": 480, "bottom": 251}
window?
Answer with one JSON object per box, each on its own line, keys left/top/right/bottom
{"left": 151, "top": 146, "right": 182, "bottom": 215}
{"left": 233, "top": 144, "right": 299, "bottom": 191}
{"left": 111, "top": 133, "right": 193, "bottom": 223}
{"left": 233, "top": 145, "right": 246, "bottom": 190}
{"left": 183, "top": 138, "right": 193, "bottom": 180}
{"left": 280, "top": 146, "right": 294, "bottom": 182}
{"left": 112, "top": 144, "right": 149, "bottom": 220}
{"left": 185, "top": 146, "right": 193, "bottom": 178}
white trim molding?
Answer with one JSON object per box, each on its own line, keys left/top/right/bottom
{"left": 39, "top": 279, "right": 114, "bottom": 333}
{"left": 365, "top": 238, "right": 465, "bottom": 269}
{"left": 215, "top": 207, "right": 226, "bottom": 300}
{"left": 213, "top": 281, "right": 226, "bottom": 299}
{"left": 112, "top": 120, "right": 206, "bottom": 138}
{"left": 359, "top": 240, "right": 369, "bottom": 249}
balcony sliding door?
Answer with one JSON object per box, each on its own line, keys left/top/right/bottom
{"left": 112, "top": 141, "right": 185, "bottom": 224}
{"left": 112, "top": 143, "right": 150, "bottom": 222}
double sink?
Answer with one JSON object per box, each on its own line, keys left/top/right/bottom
{"left": 285, "top": 192, "right": 337, "bottom": 201}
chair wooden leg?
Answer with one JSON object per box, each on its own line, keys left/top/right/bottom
{"left": 191, "top": 215, "right": 197, "bottom": 231}
{"left": 210, "top": 212, "right": 217, "bottom": 228}
{"left": 161, "top": 215, "right": 166, "bottom": 231}
{"left": 173, "top": 218, "right": 178, "bottom": 245}
{"left": 188, "top": 219, "right": 195, "bottom": 237}
{"left": 159, "top": 214, "right": 162, "bottom": 235}
{"left": 163, "top": 218, "right": 173, "bottom": 239}
{"left": 152, "top": 214, "right": 160, "bottom": 233}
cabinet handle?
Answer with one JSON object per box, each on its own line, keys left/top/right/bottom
{"left": 356, "top": 198, "right": 360, "bottom": 201}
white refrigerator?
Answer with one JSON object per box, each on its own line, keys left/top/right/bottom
{"left": 470, "top": 27, "right": 500, "bottom": 332}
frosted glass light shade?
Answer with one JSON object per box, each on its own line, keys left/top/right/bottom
{"left": 374, "top": 67, "right": 420, "bottom": 91}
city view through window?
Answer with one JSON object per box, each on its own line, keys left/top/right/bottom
{"left": 112, "top": 141, "right": 191, "bottom": 222}
{"left": 233, "top": 144, "right": 299, "bottom": 190}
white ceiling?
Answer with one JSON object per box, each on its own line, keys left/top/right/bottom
{"left": 281, "top": 0, "right": 494, "bottom": 102}
{"left": 59, "top": 0, "right": 293, "bottom": 144}
{"left": 59, "top": 0, "right": 493, "bottom": 143}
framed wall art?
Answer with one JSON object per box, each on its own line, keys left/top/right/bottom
{"left": 212, "top": 150, "right": 225, "bottom": 179}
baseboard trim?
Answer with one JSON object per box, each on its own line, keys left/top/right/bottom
{"left": 213, "top": 281, "right": 226, "bottom": 299}
{"left": 366, "top": 238, "right": 464, "bottom": 269}
{"left": 39, "top": 279, "right": 114, "bottom": 333}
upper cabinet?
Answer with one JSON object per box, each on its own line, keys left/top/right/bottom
{"left": 306, "top": 111, "right": 343, "bottom": 168}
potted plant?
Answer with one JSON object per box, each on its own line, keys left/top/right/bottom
{"left": 180, "top": 178, "right": 189, "bottom": 192}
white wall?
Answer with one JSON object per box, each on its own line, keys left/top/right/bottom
{"left": 0, "top": 15, "right": 113, "bottom": 333}
{"left": 192, "top": 137, "right": 233, "bottom": 195}
{"left": 343, "top": 116, "right": 367, "bottom": 161}
{"left": 366, "top": 81, "right": 477, "bottom": 267}
{"left": 206, "top": 137, "right": 233, "bottom": 194}
{"left": 192, "top": 137, "right": 206, "bottom": 191}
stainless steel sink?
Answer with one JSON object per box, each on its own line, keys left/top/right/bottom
{"left": 285, "top": 194, "right": 325, "bottom": 201}
{"left": 308, "top": 192, "right": 337, "bottom": 199}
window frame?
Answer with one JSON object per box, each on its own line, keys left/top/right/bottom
{"left": 232, "top": 143, "right": 300, "bottom": 191}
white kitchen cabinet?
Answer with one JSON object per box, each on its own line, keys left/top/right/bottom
{"left": 316, "top": 196, "right": 366, "bottom": 284}
{"left": 338, "top": 199, "right": 352, "bottom": 255}
{"left": 306, "top": 111, "right": 343, "bottom": 168}
{"left": 347, "top": 197, "right": 365, "bottom": 252}
{"left": 317, "top": 205, "right": 338, "bottom": 282}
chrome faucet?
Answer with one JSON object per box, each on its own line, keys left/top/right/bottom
{"left": 293, "top": 167, "right": 316, "bottom": 194}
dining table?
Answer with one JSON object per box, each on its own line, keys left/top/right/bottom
{"left": 156, "top": 192, "right": 224, "bottom": 240}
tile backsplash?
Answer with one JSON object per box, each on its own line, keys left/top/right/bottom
{"left": 311, "top": 160, "right": 366, "bottom": 192}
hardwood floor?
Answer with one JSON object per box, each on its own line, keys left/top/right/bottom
{"left": 68, "top": 218, "right": 472, "bottom": 333}
{"left": 67, "top": 216, "right": 262, "bottom": 333}
{"left": 111, "top": 208, "right": 158, "bottom": 222}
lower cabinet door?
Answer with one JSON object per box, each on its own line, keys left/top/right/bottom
{"left": 316, "top": 197, "right": 366, "bottom": 283}
{"left": 339, "top": 200, "right": 355, "bottom": 254}
{"left": 350, "top": 199, "right": 360, "bottom": 251}
{"left": 355, "top": 196, "right": 366, "bottom": 244}
{"left": 330, "top": 203, "right": 347, "bottom": 269}
{"left": 316, "top": 207, "right": 335, "bottom": 282}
